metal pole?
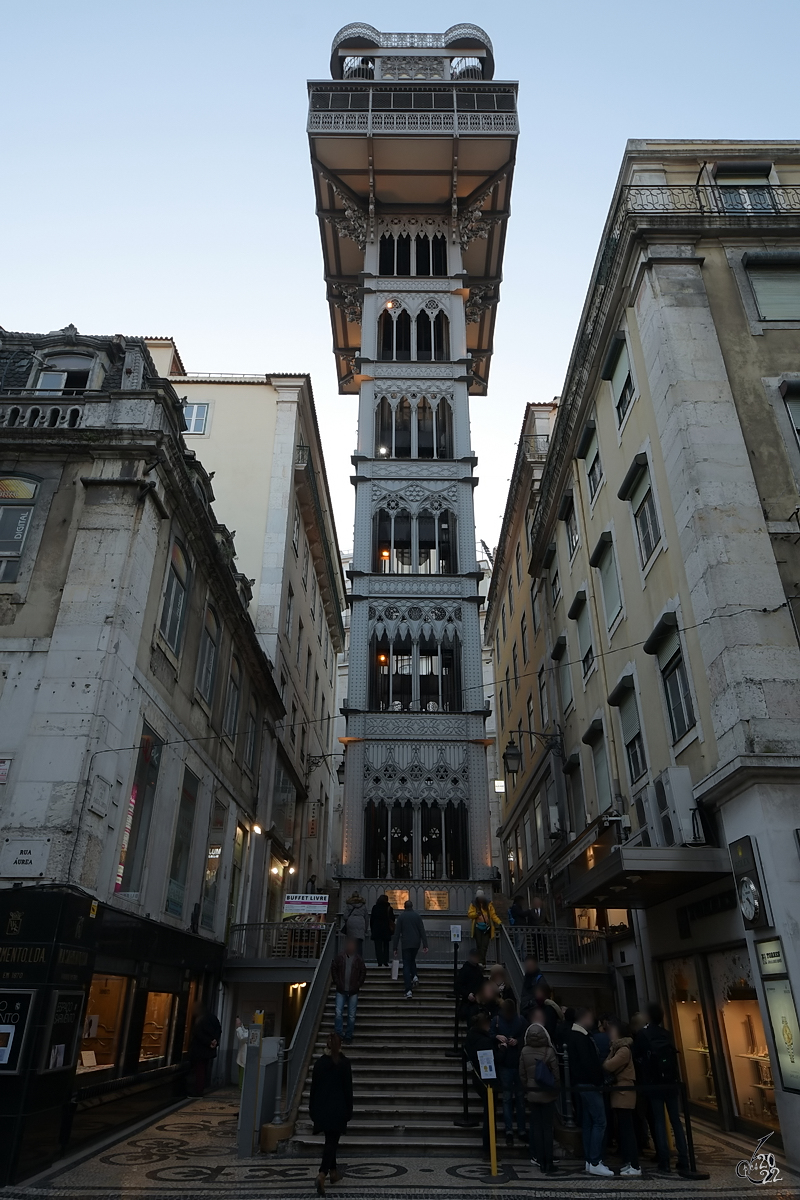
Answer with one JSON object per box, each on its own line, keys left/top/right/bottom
{"left": 560, "top": 1047, "right": 576, "bottom": 1129}
{"left": 680, "top": 1081, "right": 702, "bottom": 1176}
{"left": 487, "top": 1086, "right": 498, "bottom": 1176}
{"left": 445, "top": 939, "right": 460, "bottom": 1056}
{"left": 453, "top": 1051, "right": 480, "bottom": 1127}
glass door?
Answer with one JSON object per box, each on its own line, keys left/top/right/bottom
{"left": 708, "top": 947, "right": 779, "bottom": 1132}
{"left": 663, "top": 956, "right": 719, "bottom": 1116}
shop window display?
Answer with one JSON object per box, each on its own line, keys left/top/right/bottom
{"left": 78, "top": 974, "right": 128, "bottom": 1074}
{"left": 709, "top": 948, "right": 778, "bottom": 1130}
{"left": 663, "top": 957, "right": 718, "bottom": 1114}
{"left": 139, "top": 992, "right": 175, "bottom": 1066}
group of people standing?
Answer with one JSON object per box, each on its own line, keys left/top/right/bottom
{"left": 460, "top": 952, "right": 691, "bottom": 1179}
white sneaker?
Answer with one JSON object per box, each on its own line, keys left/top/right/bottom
{"left": 588, "top": 1162, "right": 614, "bottom": 1177}
{"left": 412, "top": 975, "right": 419, "bottom": 985}
{"left": 620, "top": 1165, "right": 642, "bottom": 1177}
{"left": 530, "top": 1157, "right": 539, "bottom": 1166}
{"left": 405, "top": 990, "right": 413, "bottom": 998}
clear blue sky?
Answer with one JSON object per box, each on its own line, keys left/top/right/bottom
{"left": 2, "top": 0, "right": 798, "bottom": 554}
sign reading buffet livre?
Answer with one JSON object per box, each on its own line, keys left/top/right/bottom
{"left": 283, "top": 894, "right": 329, "bottom": 916}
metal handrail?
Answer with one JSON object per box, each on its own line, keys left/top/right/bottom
{"left": 226, "top": 921, "right": 329, "bottom": 961}
{"left": 283, "top": 923, "right": 339, "bottom": 1123}
{"left": 501, "top": 923, "right": 609, "bottom": 969}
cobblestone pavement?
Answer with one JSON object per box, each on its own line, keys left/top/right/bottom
{"left": 7, "top": 1091, "right": 800, "bottom": 1200}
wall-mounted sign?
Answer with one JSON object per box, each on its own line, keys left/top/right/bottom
{"left": 283, "top": 894, "right": 329, "bottom": 916}
{"left": 0, "top": 837, "right": 51, "bottom": 878}
{"left": 385, "top": 889, "right": 409, "bottom": 910}
{"left": 425, "top": 890, "right": 449, "bottom": 911}
{"left": 0, "top": 989, "right": 35, "bottom": 1073}
{"left": 756, "top": 939, "right": 787, "bottom": 978}
{"left": 763, "top": 977, "right": 800, "bottom": 1093}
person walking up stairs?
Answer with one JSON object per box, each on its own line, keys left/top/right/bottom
{"left": 391, "top": 900, "right": 428, "bottom": 997}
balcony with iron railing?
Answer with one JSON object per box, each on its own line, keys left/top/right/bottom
{"left": 523, "top": 432, "right": 550, "bottom": 463}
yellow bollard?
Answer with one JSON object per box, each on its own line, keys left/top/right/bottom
{"left": 487, "top": 1086, "right": 498, "bottom": 1177}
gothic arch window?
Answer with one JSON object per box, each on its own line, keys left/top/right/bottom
{"left": 390, "top": 800, "right": 413, "bottom": 878}
{"left": 373, "top": 507, "right": 456, "bottom": 574}
{"left": 445, "top": 801, "right": 470, "bottom": 879}
{"left": 373, "top": 395, "right": 454, "bottom": 460}
{"left": 421, "top": 801, "right": 444, "bottom": 880}
{"left": 433, "top": 310, "right": 450, "bottom": 360}
{"left": 378, "top": 230, "right": 448, "bottom": 277}
{"left": 369, "top": 631, "right": 462, "bottom": 713}
{"left": 364, "top": 799, "right": 389, "bottom": 877}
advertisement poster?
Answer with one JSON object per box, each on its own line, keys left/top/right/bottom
{"left": 283, "top": 894, "right": 329, "bottom": 916}
{"left": 42, "top": 990, "right": 85, "bottom": 1072}
{"left": 0, "top": 989, "right": 35, "bottom": 1074}
{"left": 763, "top": 977, "right": 800, "bottom": 1093}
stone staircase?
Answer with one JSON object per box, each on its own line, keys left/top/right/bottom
{"left": 293, "top": 964, "right": 492, "bottom": 1155}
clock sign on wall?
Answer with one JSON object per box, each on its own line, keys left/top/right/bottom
{"left": 729, "top": 835, "right": 770, "bottom": 930}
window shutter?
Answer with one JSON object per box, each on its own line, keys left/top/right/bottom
{"left": 610, "top": 342, "right": 631, "bottom": 401}
{"left": 576, "top": 604, "right": 591, "bottom": 658}
{"left": 560, "top": 655, "right": 573, "bottom": 710}
{"left": 785, "top": 396, "right": 800, "bottom": 437}
{"left": 656, "top": 626, "right": 681, "bottom": 670}
{"left": 592, "top": 739, "right": 612, "bottom": 812}
{"left": 599, "top": 544, "right": 621, "bottom": 622}
{"left": 748, "top": 268, "right": 800, "bottom": 320}
{"left": 619, "top": 689, "right": 641, "bottom": 744}
{"left": 630, "top": 467, "right": 651, "bottom": 513}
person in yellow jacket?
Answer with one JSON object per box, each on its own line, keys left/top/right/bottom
{"left": 467, "top": 889, "right": 501, "bottom": 966}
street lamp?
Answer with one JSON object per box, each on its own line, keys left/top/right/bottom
{"left": 502, "top": 726, "right": 566, "bottom": 773}
{"left": 305, "top": 752, "right": 346, "bottom": 786}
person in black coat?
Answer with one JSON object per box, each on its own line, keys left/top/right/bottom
{"left": 455, "top": 949, "right": 484, "bottom": 1027}
{"left": 309, "top": 1033, "right": 353, "bottom": 1195}
{"left": 567, "top": 1007, "right": 612, "bottom": 1175}
{"left": 369, "top": 894, "right": 394, "bottom": 967}
{"left": 187, "top": 1003, "right": 222, "bottom": 1096}
{"left": 464, "top": 1011, "right": 498, "bottom": 1155}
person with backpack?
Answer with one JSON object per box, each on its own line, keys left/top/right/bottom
{"left": 342, "top": 892, "right": 367, "bottom": 956}
{"left": 519, "top": 1021, "right": 560, "bottom": 1175}
{"left": 391, "top": 899, "right": 428, "bottom": 997}
{"left": 633, "top": 1002, "right": 690, "bottom": 1176}
{"left": 567, "top": 1006, "right": 614, "bottom": 1176}
{"left": 467, "top": 889, "right": 501, "bottom": 966}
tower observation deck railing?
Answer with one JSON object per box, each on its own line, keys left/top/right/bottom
{"left": 530, "top": 182, "right": 800, "bottom": 559}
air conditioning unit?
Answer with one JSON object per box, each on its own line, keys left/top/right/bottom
{"left": 650, "top": 767, "right": 705, "bottom": 847}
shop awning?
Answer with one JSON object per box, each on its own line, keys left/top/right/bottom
{"left": 562, "top": 841, "right": 732, "bottom": 909}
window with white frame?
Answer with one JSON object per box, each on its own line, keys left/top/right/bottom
{"left": 160, "top": 540, "right": 190, "bottom": 652}
{"left": 561, "top": 494, "right": 579, "bottom": 557}
{"left": 616, "top": 684, "right": 646, "bottom": 782}
{"left": 196, "top": 605, "right": 220, "bottom": 700}
{"left": 714, "top": 161, "right": 774, "bottom": 215}
{"left": 551, "top": 569, "right": 561, "bottom": 607}
{"left": 538, "top": 666, "right": 549, "bottom": 728}
{"left": 591, "top": 533, "right": 622, "bottom": 627}
{"left": 661, "top": 644, "right": 696, "bottom": 742}
{"left": 570, "top": 593, "right": 593, "bottom": 676}
{"left": 620, "top": 455, "right": 661, "bottom": 567}
{"left": 582, "top": 425, "right": 603, "bottom": 500}
{"left": 602, "top": 334, "right": 635, "bottom": 426}
{"left": 183, "top": 403, "right": 208, "bottom": 434}
{"left": 36, "top": 354, "right": 93, "bottom": 396}
{"left": 224, "top": 657, "right": 241, "bottom": 737}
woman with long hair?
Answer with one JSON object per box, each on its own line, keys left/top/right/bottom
{"left": 309, "top": 1032, "right": 353, "bottom": 1195}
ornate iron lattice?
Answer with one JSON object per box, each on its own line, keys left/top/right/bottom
{"left": 363, "top": 744, "right": 469, "bottom": 805}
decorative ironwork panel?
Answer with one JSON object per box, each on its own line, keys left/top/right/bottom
{"left": 362, "top": 742, "right": 469, "bottom": 805}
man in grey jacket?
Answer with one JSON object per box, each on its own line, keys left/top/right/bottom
{"left": 392, "top": 900, "right": 428, "bottom": 997}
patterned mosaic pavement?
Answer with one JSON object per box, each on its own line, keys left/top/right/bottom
{"left": 7, "top": 1091, "right": 800, "bottom": 1200}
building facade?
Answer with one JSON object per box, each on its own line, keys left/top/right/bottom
{"left": 508, "top": 142, "right": 800, "bottom": 1158}
{"left": 144, "top": 344, "right": 347, "bottom": 906}
{"left": 0, "top": 327, "right": 283, "bottom": 1182}
{"left": 308, "top": 24, "right": 518, "bottom": 910}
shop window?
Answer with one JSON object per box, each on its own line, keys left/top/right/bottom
{"left": 663, "top": 957, "right": 718, "bottom": 1115}
{"left": 390, "top": 799, "right": 413, "bottom": 878}
{"left": 159, "top": 540, "right": 190, "bottom": 653}
{"left": 201, "top": 799, "right": 226, "bottom": 930}
{"left": 78, "top": 975, "right": 128, "bottom": 1074}
{"left": 709, "top": 948, "right": 778, "bottom": 1130}
{"left": 196, "top": 606, "right": 220, "bottom": 701}
{"left": 166, "top": 767, "right": 198, "bottom": 917}
{"left": 116, "top": 723, "right": 162, "bottom": 895}
{"left": 139, "top": 991, "right": 175, "bottom": 1066}
{"left": 0, "top": 475, "right": 39, "bottom": 584}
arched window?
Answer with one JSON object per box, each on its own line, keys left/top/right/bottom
{"left": 394, "top": 399, "right": 412, "bottom": 457}
{"left": 379, "top": 234, "right": 395, "bottom": 275}
{"left": 375, "top": 397, "right": 393, "bottom": 456}
{"left": 433, "top": 310, "right": 450, "bottom": 360}
{"left": 396, "top": 309, "right": 411, "bottom": 360}
{"left": 377, "top": 307, "right": 412, "bottom": 361}
{"left": 364, "top": 800, "right": 389, "bottom": 877}
{"left": 416, "top": 311, "right": 433, "bottom": 361}
{"left": 396, "top": 234, "right": 411, "bottom": 276}
{"left": 390, "top": 800, "right": 413, "bottom": 878}
{"left": 415, "top": 233, "right": 431, "bottom": 276}
{"left": 369, "top": 632, "right": 413, "bottom": 711}
{"left": 444, "top": 801, "right": 470, "bottom": 879}
{"left": 417, "top": 398, "right": 434, "bottom": 458}
{"left": 372, "top": 507, "right": 413, "bottom": 573}
{"left": 421, "top": 801, "right": 444, "bottom": 880}
{"left": 417, "top": 509, "right": 457, "bottom": 574}
{"left": 224, "top": 656, "right": 241, "bottom": 736}
{"left": 160, "top": 540, "right": 190, "bottom": 652}
{"left": 377, "top": 309, "right": 394, "bottom": 360}
{"left": 437, "top": 397, "right": 454, "bottom": 458}
{"left": 196, "top": 606, "right": 220, "bottom": 700}
{"left": 36, "top": 354, "right": 94, "bottom": 395}
{"left": 440, "top": 632, "right": 462, "bottom": 712}
{"left": 432, "top": 233, "right": 448, "bottom": 276}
